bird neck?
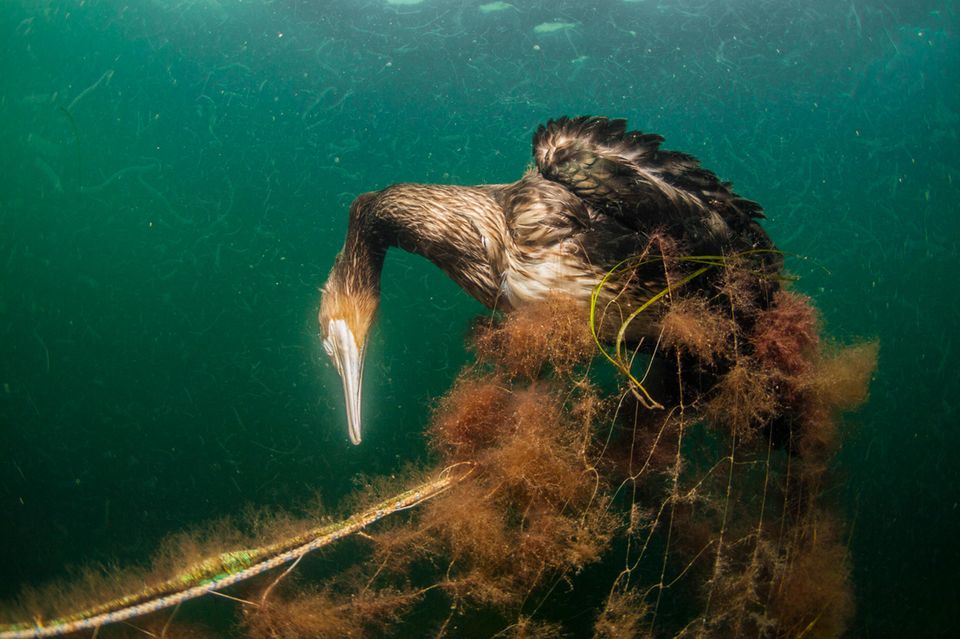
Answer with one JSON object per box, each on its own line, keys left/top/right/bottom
{"left": 362, "top": 183, "right": 505, "bottom": 306}
{"left": 337, "top": 215, "right": 387, "bottom": 299}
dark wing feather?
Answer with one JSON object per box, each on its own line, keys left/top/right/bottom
{"left": 533, "top": 116, "right": 771, "bottom": 255}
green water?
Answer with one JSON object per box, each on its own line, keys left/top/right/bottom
{"left": 0, "top": 0, "right": 956, "bottom": 636}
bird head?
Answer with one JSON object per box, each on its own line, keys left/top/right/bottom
{"left": 319, "top": 192, "right": 385, "bottom": 445}
{"left": 319, "top": 278, "right": 379, "bottom": 445}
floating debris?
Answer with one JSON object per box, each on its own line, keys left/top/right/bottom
{"left": 533, "top": 21, "right": 576, "bottom": 34}
{"left": 479, "top": 1, "right": 514, "bottom": 13}
{"left": 33, "top": 157, "right": 63, "bottom": 193}
{"left": 385, "top": 0, "right": 424, "bottom": 5}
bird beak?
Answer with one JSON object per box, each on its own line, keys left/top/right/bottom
{"left": 322, "top": 319, "right": 365, "bottom": 445}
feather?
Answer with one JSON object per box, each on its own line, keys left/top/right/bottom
{"left": 532, "top": 116, "right": 767, "bottom": 256}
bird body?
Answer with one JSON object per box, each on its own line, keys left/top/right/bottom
{"left": 320, "top": 117, "right": 780, "bottom": 444}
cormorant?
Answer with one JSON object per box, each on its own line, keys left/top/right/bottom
{"left": 319, "top": 116, "right": 779, "bottom": 444}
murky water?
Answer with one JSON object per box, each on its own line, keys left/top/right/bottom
{"left": 1, "top": 1, "right": 956, "bottom": 635}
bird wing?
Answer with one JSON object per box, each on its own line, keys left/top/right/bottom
{"left": 532, "top": 116, "right": 767, "bottom": 253}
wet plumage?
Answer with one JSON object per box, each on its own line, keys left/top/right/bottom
{"left": 319, "top": 116, "right": 780, "bottom": 444}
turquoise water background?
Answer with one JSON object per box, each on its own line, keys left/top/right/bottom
{"left": 1, "top": 1, "right": 956, "bottom": 635}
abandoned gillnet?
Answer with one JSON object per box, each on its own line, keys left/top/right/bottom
{"left": 0, "top": 240, "right": 876, "bottom": 638}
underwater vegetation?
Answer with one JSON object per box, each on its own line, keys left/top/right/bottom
{"left": 0, "top": 237, "right": 876, "bottom": 638}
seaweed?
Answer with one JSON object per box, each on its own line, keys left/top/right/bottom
{"left": 0, "top": 243, "right": 876, "bottom": 638}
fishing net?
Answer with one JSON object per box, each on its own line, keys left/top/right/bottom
{"left": 0, "top": 244, "right": 876, "bottom": 638}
